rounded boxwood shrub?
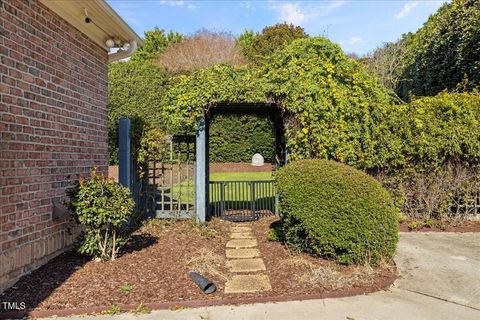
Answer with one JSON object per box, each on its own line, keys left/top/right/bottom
{"left": 274, "top": 159, "right": 399, "bottom": 266}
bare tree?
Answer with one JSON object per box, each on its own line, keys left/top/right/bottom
{"left": 155, "top": 30, "right": 246, "bottom": 74}
{"left": 363, "top": 39, "right": 410, "bottom": 92}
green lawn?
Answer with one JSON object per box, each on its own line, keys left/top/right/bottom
{"left": 210, "top": 171, "right": 272, "bottom": 181}
{"left": 170, "top": 171, "right": 274, "bottom": 205}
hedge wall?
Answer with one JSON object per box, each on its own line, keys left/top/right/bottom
{"left": 108, "top": 60, "right": 170, "bottom": 164}
{"left": 108, "top": 62, "right": 273, "bottom": 164}
{"left": 375, "top": 91, "right": 480, "bottom": 219}
{"left": 400, "top": 91, "right": 480, "bottom": 168}
{"left": 209, "top": 113, "right": 275, "bottom": 163}
{"left": 108, "top": 34, "right": 480, "bottom": 219}
{"left": 398, "top": 0, "right": 480, "bottom": 99}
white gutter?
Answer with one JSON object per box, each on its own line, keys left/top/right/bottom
{"left": 108, "top": 40, "right": 138, "bottom": 63}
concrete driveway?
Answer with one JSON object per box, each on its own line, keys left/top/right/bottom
{"left": 44, "top": 232, "right": 480, "bottom": 320}
{"left": 395, "top": 232, "right": 480, "bottom": 310}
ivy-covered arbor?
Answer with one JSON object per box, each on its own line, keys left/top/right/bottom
{"left": 194, "top": 103, "right": 286, "bottom": 222}
{"left": 122, "top": 35, "right": 480, "bottom": 222}
{"left": 166, "top": 37, "right": 396, "bottom": 170}
{"left": 162, "top": 36, "right": 396, "bottom": 221}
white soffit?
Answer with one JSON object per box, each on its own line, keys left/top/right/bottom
{"left": 39, "top": 0, "right": 143, "bottom": 50}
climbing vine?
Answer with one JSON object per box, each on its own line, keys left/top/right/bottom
{"left": 164, "top": 64, "right": 268, "bottom": 130}
{"left": 139, "top": 35, "right": 480, "bottom": 220}
{"left": 165, "top": 37, "right": 397, "bottom": 170}
{"left": 164, "top": 36, "right": 480, "bottom": 174}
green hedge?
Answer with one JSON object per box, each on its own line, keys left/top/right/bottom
{"left": 374, "top": 91, "right": 480, "bottom": 219}
{"left": 108, "top": 60, "right": 170, "bottom": 164}
{"left": 274, "top": 159, "right": 399, "bottom": 266}
{"left": 209, "top": 113, "right": 275, "bottom": 163}
{"left": 398, "top": 0, "right": 480, "bottom": 99}
{"left": 399, "top": 91, "right": 480, "bottom": 168}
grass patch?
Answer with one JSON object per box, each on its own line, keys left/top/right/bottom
{"left": 169, "top": 171, "right": 274, "bottom": 204}
{"left": 210, "top": 171, "right": 272, "bottom": 181}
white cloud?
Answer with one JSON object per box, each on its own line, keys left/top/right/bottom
{"left": 278, "top": 3, "right": 308, "bottom": 24}
{"left": 239, "top": 1, "right": 253, "bottom": 9}
{"left": 394, "top": 1, "right": 419, "bottom": 20}
{"left": 270, "top": 1, "right": 346, "bottom": 25}
{"left": 348, "top": 36, "right": 363, "bottom": 45}
{"left": 160, "top": 0, "right": 184, "bottom": 6}
{"left": 159, "top": 0, "right": 196, "bottom": 10}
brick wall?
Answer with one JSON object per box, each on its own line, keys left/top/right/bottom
{"left": 0, "top": 0, "right": 108, "bottom": 292}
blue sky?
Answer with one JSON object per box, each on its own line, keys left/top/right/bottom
{"left": 107, "top": 0, "right": 447, "bottom": 55}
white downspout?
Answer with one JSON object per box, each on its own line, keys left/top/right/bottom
{"left": 108, "top": 40, "right": 138, "bottom": 63}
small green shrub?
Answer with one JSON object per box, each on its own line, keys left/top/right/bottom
{"left": 267, "top": 220, "right": 284, "bottom": 242}
{"left": 424, "top": 219, "right": 434, "bottom": 228}
{"left": 407, "top": 220, "right": 422, "bottom": 231}
{"left": 274, "top": 159, "right": 399, "bottom": 266}
{"left": 67, "top": 169, "right": 135, "bottom": 261}
{"left": 137, "top": 127, "right": 169, "bottom": 165}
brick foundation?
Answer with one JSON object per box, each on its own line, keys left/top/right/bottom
{"left": 0, "top": 0, "right": 108, "bottom": 292}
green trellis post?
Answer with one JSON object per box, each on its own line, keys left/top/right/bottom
{"left": 195, "top": 117, "right": 209, "bottom": 223}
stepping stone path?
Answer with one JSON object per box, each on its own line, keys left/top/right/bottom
{"left": 224, "top": 224, "right": 272, "bottom": 294}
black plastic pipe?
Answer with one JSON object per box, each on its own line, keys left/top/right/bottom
{"left": 188, "top": 272, "right": 216, "bottom": 294}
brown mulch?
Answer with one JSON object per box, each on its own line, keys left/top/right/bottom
{"left": 1, "top": 220, "right": 230, "bottom": 311}
{"left": 237, "top": 217, "right": 396, "bottom": 300}
{"left": 1, "top": 217, "right": 396, "bottom": 314}
{"left": 209, "top": 162, "right": 274, "bottom": 173}
{"left": 399, "top": 219, "right": 480, "bottom": 232}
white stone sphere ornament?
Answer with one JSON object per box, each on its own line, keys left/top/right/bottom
{"left": 251, "top": 153, "right": 265, "bottom": 166}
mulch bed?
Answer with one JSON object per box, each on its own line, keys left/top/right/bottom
{"left": 209, "top": 162, "right": 274, "bottom": 173}
{"left": 399, "top": 219, "right": 480, "bottom": 232}
{"left": 241, "top": 217, "right": 396, "bottom": 299}
{"left": 1, "top": 217, "right": 396, "bottom": 318}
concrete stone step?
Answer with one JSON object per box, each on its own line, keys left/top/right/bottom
{"left": 226, "top": 248, "right": 261, "bottom": 259}
{"left": 233, "top": 223, "right": 250, "bottom": 227}
{"left": 230, "top": 232, "right": 255, "bottom": 239}
{"left": 225, "top": 274, "right": 272, "bottom": 293}
{"left": 226, "top": 239, "right": 257, "bottom": 249}
{"left": 230, "top": 226, "right": 252, "bottom": 233}
{"left": 227, "top": 258, "right": 266, "bottom": 273}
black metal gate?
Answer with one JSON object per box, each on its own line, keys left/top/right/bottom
{"left": 209, "top": 180, "right": 277, "bottom": 221}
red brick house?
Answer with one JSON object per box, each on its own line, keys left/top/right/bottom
{"left": 0, "top": 0, "right": 142, "bottom": 292}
